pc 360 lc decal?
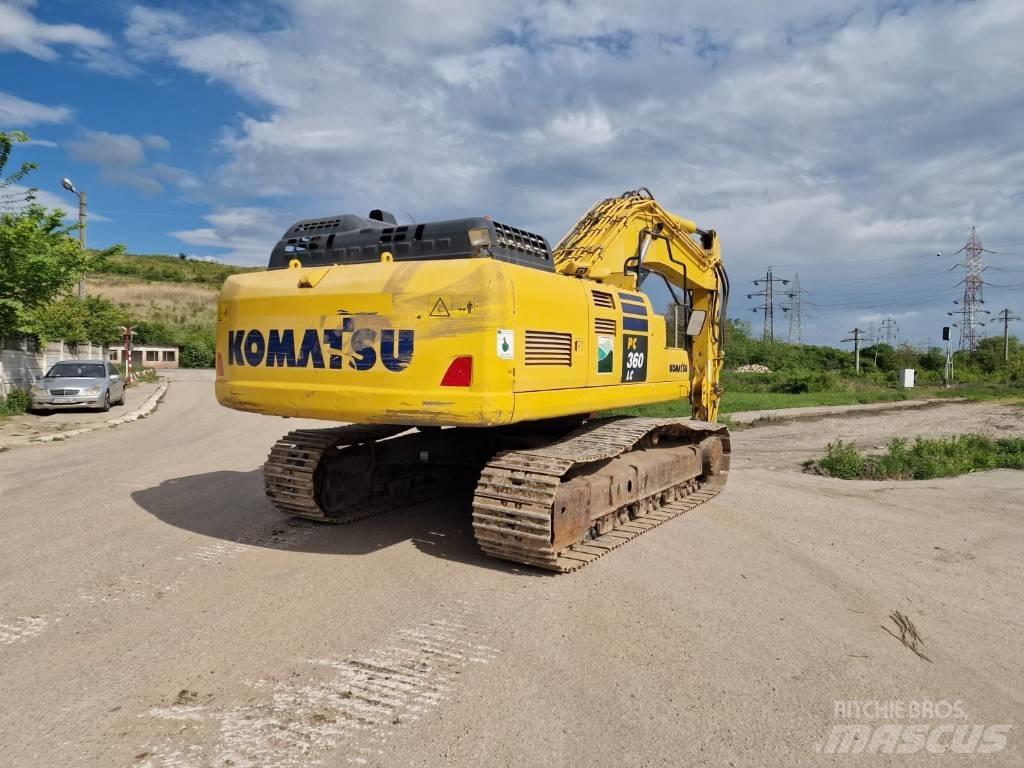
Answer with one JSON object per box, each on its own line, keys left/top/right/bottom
{"left": 227, "top": 321, "right": 414, "bottom": 372}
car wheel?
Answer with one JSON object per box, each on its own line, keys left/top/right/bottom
{"left": 101, "top": 391, "right": 111, "bottom": 412}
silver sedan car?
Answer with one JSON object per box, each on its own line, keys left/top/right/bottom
{"left": 29, "top": 360, "right": 126, "bottom": 412}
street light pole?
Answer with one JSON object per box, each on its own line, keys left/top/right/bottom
{"left": 61, "top": 178, "right": 87, "bottom": 300}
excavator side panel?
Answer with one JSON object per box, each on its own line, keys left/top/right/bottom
{"left": 217, "top": 258, "right": 693, "bottom": 427}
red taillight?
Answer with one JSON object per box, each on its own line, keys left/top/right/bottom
{"left": 440, "top": 356, "right": 473, "bottom": 387}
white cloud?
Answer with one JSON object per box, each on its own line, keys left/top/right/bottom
{"left": 0, "top": 1, "right": 112, "bottom": 64}
{"left": 68, "top": 130, "right": 145, "bottom": 168}
{"left": 127, "top": 0, "right": 1024, "bottom": 342}
{"left": 530, "top": 109, "right": 617, "bottom": 148}
{"left": 172, "top": 207, "right": 283, "bottom": 264}
{"left": 149, "top": 162, "right": 200, "bottom": 190}
{"left": 143, "top": 134, "right": 170, "bottom": 151}
{"left": 66, "top": 130, "right": 198, "bottom": 196}
{"left": 0, "top": 91, "right": 72, "bottom": 126}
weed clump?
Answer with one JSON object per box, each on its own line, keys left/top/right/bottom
{"left": 816, "top": 435, "right": 1024, "bottom": 480}
{"left": 1, "top": 389, "right": 30, "bottom": 416}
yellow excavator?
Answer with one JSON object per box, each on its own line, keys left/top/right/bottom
{"left": 216, "top": 189, "right": 730, "bottom": 571}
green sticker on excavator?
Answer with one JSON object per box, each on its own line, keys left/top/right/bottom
{"left": 597, "top": 335, "right": 614, "bottom": 373}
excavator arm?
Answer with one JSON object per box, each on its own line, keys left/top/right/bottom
{"left": 553, "top": 189, "right": 729, "bottom": 421}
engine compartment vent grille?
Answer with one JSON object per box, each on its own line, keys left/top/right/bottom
{"left": 592, "top": 291, "right": 615, "bottom": 309}
{"left": 292, "top": 218, "right": 342, "bottom": 233}
{"left": 594, "top": 318, "right": 617, "bottom": 335}
{"left": 525, "top": 331, "right": 573, "bottom": 366}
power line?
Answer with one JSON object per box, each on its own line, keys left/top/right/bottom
{"left": 747, "top": 266, "right": 790, "bottom": 342}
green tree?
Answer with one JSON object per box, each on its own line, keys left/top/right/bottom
{"left": 82, "top": 296, "right": 130, "bottom": 344}
{"left": 0, "top": 131, "right": 36, "bottom": 211}
{"left": 918, "top": 347, "right": 946, "bottom": 372}
{"left": 22, "top": 296, "right": 128, "bottom": 344}
{"left": 133, "top": 320, "right": 178, "bottom": 346}
{"left": 973, "top": 336, "right": 1022, "bottom": 372}
{"left": 0, "top": 131, "right": 123, "bottom": 337}
{"left": 0, "top": 204, "right": 86, "bottom": 336}
{"left": 178, "top": 330, "right": 215, "bottom": 368}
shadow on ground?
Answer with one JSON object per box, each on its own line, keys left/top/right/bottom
{"left": 131, "top": 468, "right": 548, "bottom": 576}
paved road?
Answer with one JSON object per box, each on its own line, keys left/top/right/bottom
{"left": 1, "top": 371, "right": 1021, "bottom": 767}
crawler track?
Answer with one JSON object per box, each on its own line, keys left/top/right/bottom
{"left": 264, "top": 417, "right": 730, "bottom": 572}
{"left": 471, "top": 417, "right": 730, "bottom": 572}
{"left": 264, "top": 424, "right": 408, "bottom": 522}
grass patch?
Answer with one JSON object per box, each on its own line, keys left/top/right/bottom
{"left": 813, "top": 435, "right": 1024, "bottom": 480}
{"left": 132, "top": 368, "right": 160, "bottom": 384}
{"left": 604, "top": 385, "right": 911, "bottom": 419}
{"left": 604, "top": 381, "right": 1024, "bottom": 421}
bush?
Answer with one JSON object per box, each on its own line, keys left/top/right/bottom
{"left": 816, "top": 435, "right": 1024, "bottom": 480}
{"left": 3, "top": 389, "right": 30, "bottom": 415}
{"left": 817, "top": 440, "right": 866, "bottom": 478}
{"left": 769, "top": 370, "right": 838, "bottom": 394}
{"left": 179, "top": 332, "right": 215, "bottom": 368}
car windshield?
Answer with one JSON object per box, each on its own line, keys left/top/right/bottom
{"left": 46, "top": 363, "right": 106, "bottom": 379}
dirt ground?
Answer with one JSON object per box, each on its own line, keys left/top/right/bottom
{"left": 0, "top": 374, "right": 1021, "bottom": 767}
{"left": 0, "top": 378, "right": 163, "bottom": 448}
{"left": 733, "top": 399, "right": 1024, "bottom": 471}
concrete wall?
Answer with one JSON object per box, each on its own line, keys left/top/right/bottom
{"left": 0, "top": 338, "right": 109, "bottom": 397}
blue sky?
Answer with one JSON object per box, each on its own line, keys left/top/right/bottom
{"left": 2, "top": 0, "right": 1023, "bottom": 347}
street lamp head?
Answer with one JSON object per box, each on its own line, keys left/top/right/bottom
{"left": 61, "top": 177, "right": 76, "bottom": 193}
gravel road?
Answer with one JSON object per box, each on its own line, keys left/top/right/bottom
{"left": 1, "top": 370, "right": 1021, "bottom": 767}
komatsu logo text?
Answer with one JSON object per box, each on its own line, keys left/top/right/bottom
{"left": 227, "top": 321, "right": 414, "bottom": 372}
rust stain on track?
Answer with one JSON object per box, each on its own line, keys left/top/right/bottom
{"left": 471, "top": 417, "right": 730, "bottom": 572}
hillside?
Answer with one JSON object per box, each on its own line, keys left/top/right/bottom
{"left": 86, "top": 253, "right": 258, "bottom": 326}
{"left": 96, "top": 251, "right": 259, "bottom": 289}
{"left": 80, "top": 253, "right": 260, "bottom": 367}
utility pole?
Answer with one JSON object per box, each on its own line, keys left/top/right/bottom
{"left": 941, "top": 227, "right": 993, "bottom": 351}
{"left": 880, "top": 317, "right": 898, "bottom": 346}
{"left": 995, "top": 309, "right": 1021, "bottom": 363}
{"left": 843, "top": 328, "right": 865, "bottom": 374}
{"left": 941, "top": 326, "right": 954, "bottom": 386}
{"left": 781, "top": 273, "right": 808, "bottom": 344}
{"left": 61, "top": 178, "right": 87, "bottom": 300}
{"left": 747, "top": 266, "right": 790, "bottom": 342}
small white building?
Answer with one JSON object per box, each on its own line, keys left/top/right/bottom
{"left": 109, "top": 345, "right": 180, "bottom": 369}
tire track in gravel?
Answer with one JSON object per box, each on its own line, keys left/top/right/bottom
{"left": 134, "top": 599, "right": 505, "bottom": 768}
